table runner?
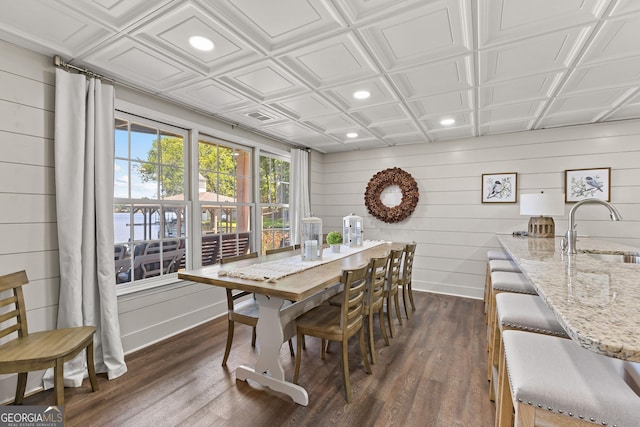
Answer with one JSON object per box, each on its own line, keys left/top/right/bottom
{"left": 218, "top": 240, "right": 385, "bottom": 282}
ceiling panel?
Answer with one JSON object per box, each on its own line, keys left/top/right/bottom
{"left": 204, "top": 0, "right": 345, "bottom": 52}
{"left": 167, "top": 78, "right": 252, "bottom": 112}
{"left": 479, "top": 0, "right": 606, "bottom": 48}
{"left": 478, "top": 73, "right": 562, "bottom": 107}
{"left": 390, "top": 56, "right": 473, "bottom": 99}
{"left": 4, "top": 0, "right": 640, "bottom": 152}
{"left": 132, "top": 2, "right": 261, "bottom": 74}
{"left": 562, "top": 56, "right": 640, "bottom": 94}
{"left": 59, "top": 0, "right": 175, "bottom": 31}
{"left": 479, "top": 120, "right": 534, "bottom": 136}
{"left": 270, "top": 93, "right": 339, "bottom": 120}
{"left": 278, "top": 33, "right": 378, "bottom": 88}
{"left": 479, "top": 27, "right": 591, "bottom": 84}
{"left": 83, "top": 36, "right": 201, "bottom": 91}
{"left": 351, "top": 103, "right": 414, "bottom": 126}
{"left": 546, "top": 88, "right": 634, "bottom": 115}
{"left": 479, "top": 101, "right": 544, "bottom": 123}
{"left": 218, "top": 59, "right": 308, "bottom": 102}
{"left": 322, "top": 77, "right": 399, "bottom": 110}
{"left": 358, "top": 0, "right": 472, "bottom": 70}
{"left": 304, "top": 114, "right": 360, "bottom": 134}
{"left": 0, "top": 1, "right": 113, "bottom": 58}
{"left": 407, "top": 90, "right": 473, "bottom": 119}
{"left": 579, "top": 12, "right": 640, "bottom": 65}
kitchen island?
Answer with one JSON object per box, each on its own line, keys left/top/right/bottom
{"left": 497, "top": 234, "right": 640, "bottom": 362}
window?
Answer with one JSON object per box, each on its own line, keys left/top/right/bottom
{"left": 113, "top": 112, "right": 281, "bottom": 289}
{"left": 259, "top": 154, "right": 290, "bottom": 254}
{"left": 197, "top": 136, "right": 253, "bottom": 263}
{"left": 113, "top": 116, "right": 188, "bottom": 286}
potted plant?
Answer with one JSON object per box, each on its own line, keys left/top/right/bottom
{"left": 326, "top": 231, "right": 343, "bottom": 253}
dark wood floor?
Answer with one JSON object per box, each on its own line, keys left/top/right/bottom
{"left": 22, "top": 292, "right": 495, "bottom": 426}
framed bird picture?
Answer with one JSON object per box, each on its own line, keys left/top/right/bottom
{"left": 482, "top": 172, "right": 517, "bottom": 203}
{"left": 565, "top": 167, "right": 611, "bottom": 202}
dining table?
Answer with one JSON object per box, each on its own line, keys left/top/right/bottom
{"left": 496, "top": 234, "right": 640, "bottom": 362}
{"left": 178, "top": 241, "right": 404, "bottom": 406}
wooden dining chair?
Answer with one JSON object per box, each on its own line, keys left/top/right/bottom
{"left": 327, "top": 255, "right": 389, "bottom": 364}
{"left": 383, "top": 248, "right": 404, "bottom": 338}
{"left": 0, "top": 270, "right": 99, "bottom": 405}
{"left": 265, "top": 245, "right": 294, "bottom": 255}
{"left": 293, "top": 264, "right": 372, "bottom": 402}
{"left": 219, "top": 252, "right": 294, "bottom": 365}
{"left": 398, "top": 242, "right": 417, "bottom": 319}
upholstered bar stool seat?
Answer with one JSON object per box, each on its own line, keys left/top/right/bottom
{"left": 488, "top": 293, "right": 568, "bottom": 400}
{"left": 485, "top": 259, "right": 521, "bottom": 318}
{"left": 487, "top": 272, "right": 537, "bottom": 369}
{"left": 497, "top": 294, "right": 566, "bottom": 335}
{"left": 491, "top": 271, "right": 535, "bottom": 294}
{"left": 484, "top": 251, "right": 517, "bottom": 315}
{"left": 489, "top": 259, "right": 520, "bottom": 274}
{"left": 487, "top": 250, "right": 511, "bottom": 261}
{"left": 498, "top": 330, "right": 640, "bottom": 427}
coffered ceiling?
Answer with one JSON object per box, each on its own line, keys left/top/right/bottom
{"left": 2, "top": 0, "right": 640, "bottom": 153}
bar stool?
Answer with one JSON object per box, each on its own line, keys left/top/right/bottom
{"left": 484, "top": 250, "right": 514, "bottom": 315}
{"left": 484, "top": 259, "right": 521, "bottom": 322}
{"left": 497, "top": 330, "right": 640, "bottom": 427}
{"left": 488, "top": 293, "right": 568, "bottom": 401}
{"left": 486, "top": 272, "right": 536, "bottom": 368}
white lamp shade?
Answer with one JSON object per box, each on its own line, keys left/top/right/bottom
{"left": 520, "top": 192, "right": 565, "bottom": 216}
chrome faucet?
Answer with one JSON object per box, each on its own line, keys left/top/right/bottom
{"left": 563, "top": 198, "right": 622, "bottom": 254}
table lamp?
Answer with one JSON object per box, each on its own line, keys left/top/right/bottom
{"left": 520, "top": 191, "right": 565, "bottom": 238}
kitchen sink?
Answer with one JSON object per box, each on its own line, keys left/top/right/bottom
{"left": 583, "top": 252, "right": 640, "bottom": 264}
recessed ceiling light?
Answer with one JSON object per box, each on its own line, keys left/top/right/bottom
{"left": 440, "top": 118, "right": 455, "bottom": 126}
{"left": 189, "top": 35, "right": 214, "bottom": 51}
{"left": 353, "top": 90, "right": 370, "bottom": 100}
{"left": 347, "top": 132, "right": 358, "bottom": 138}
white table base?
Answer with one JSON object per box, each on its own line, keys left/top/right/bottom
{"left": 235, "top": 294, "right": 309, "bottom": 406}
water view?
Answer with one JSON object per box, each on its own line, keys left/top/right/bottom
{"left": 114, "top": 212, "right": 161, "bottom": 244}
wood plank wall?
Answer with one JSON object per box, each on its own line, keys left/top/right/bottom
{"left": 310, "top": 120, "right": 640, "bottom": 299}
{"left": 0, "top": 40, "right": 59, "bottom": 399}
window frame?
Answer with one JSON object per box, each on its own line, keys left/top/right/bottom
{"left": 114, "top": 113, "right": 190, "bottom": 295}
{"left": 258, "top": 151, "right": 291, "bottom": 254}
{"left": 196, "top": 134, "right": 256, "bottom": 261}
{"left": 112, "top": 102, "right": 292, "bottom": 295}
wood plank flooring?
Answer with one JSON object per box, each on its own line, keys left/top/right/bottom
{"left": 21, "top": 292, "right": 495, "bottom": 426}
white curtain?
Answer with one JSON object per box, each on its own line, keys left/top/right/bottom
{"left": 290, "top": 149, "right": 311, "bottom": 245}
{"left": 44, "top": 68, "right": 127, "bottom": 388}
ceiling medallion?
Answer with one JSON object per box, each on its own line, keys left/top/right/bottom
{"left": 364, "top": 167, "right": 419, "bottom": 223}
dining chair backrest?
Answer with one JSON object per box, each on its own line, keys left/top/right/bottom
{"left": 401, "top": 243, "right": 417, "bottom": 285}
{"left": 0, "top": 271, "right": 29, "bottom": 339}
{"left": 220, "top": 252, "right": 260, "bottom": 312}
{"left": 367, "top": 255, "right": 389, "bottom": 312}
{"left": 386, "top": 248, "right": 404, "bottom": 292}
{"left": 340, "top": 264, "right": 369, "bottom": 335}
{"left": 266, "top": 246, "right": 295, "bottom": 255}
{"left": 220, "top": 252, "right": 258, "bottom": 264}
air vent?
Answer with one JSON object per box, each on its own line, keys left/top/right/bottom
{"left": 246, "top": 111, "right": 274, "bottom": 122}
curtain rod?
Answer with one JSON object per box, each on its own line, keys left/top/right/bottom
{"left": 53, "top": 55, "right": 115, "bottom": 83}
{"left": 52, "top": 55, "right": 311, "bottom": 153}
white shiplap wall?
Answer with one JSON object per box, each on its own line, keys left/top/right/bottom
{"left": 0, "top": 40, "right": 59, "bottom": 399}
{"left": 311, "top": 121, "right": 640, "bottom": 299}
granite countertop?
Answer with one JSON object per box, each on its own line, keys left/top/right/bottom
{"left": 497, "top": 234, "right": 640, "bottom": 362}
